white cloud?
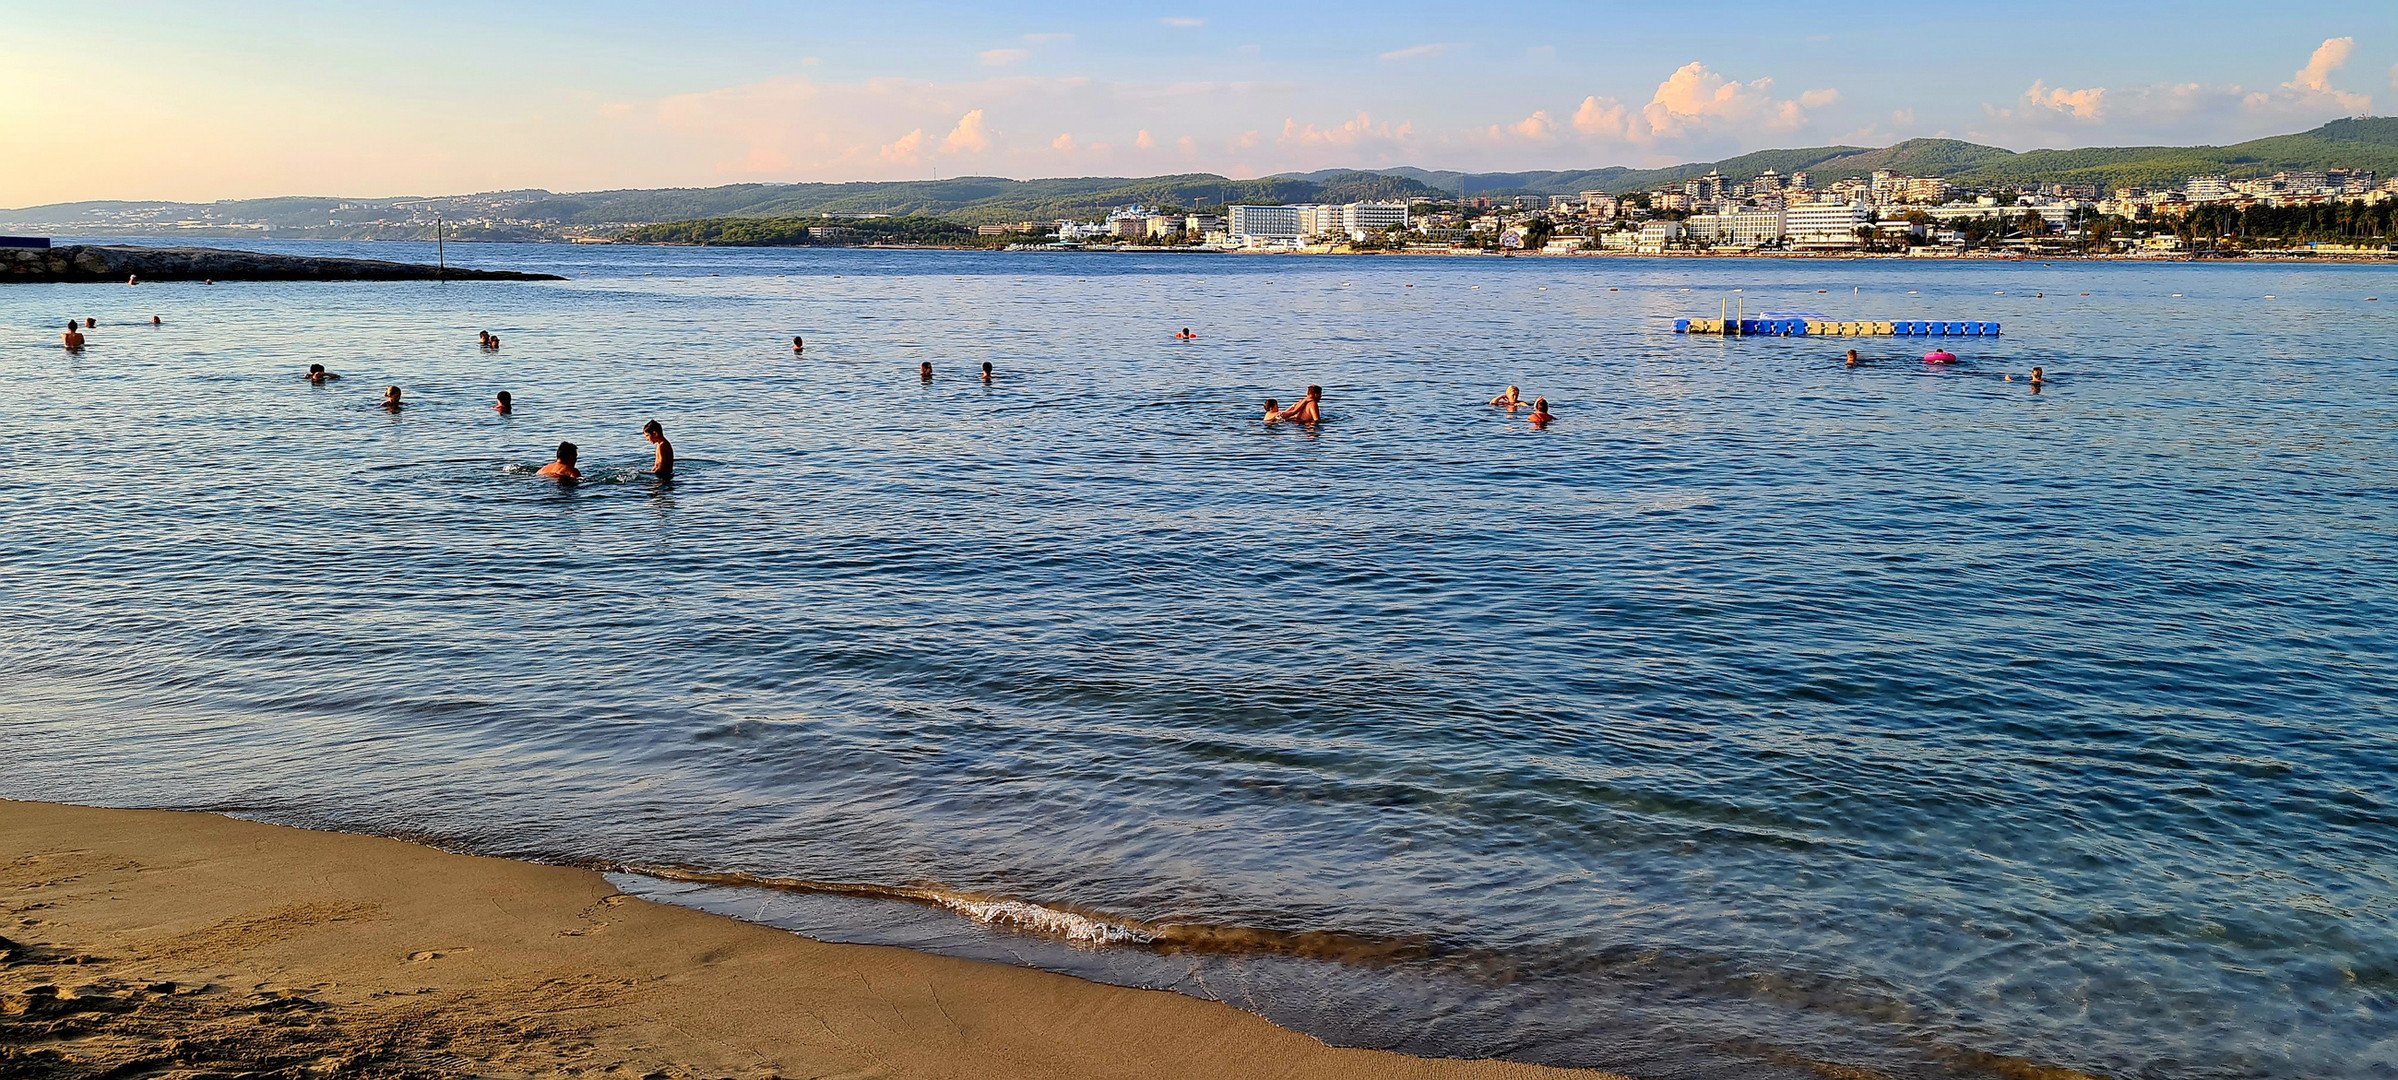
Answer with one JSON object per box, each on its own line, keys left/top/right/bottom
{"left": 1379, "top": 43, "right": 1448, "bottom": 61}
{"left": 1279, "top": 111, "right": 1414, "bottom": 154}
{"left": 1161, "top": 17, "right": 1203, "bottom": 28}
{"left": 940, "top": 109, "right": 988, "bottom": 154}
{"left": 879, "top": 127, "right": 924, "bottom": 162}
{"left": 979, "top": 48, "right": 1030, "bottom": 67}
{"left": 1972, "top": 38, "right": 2371, "bottom": 148}
{"left": 1051, "top": 132, "right": 1076, "bottom": 154}
{"left": 1135, "top": 129, "right": 1155, "bottom": 149}
{"left": 1490, "top": 110, "right": 1555, "bottom": 142}
{"left": 1570, "top": 62, "right": 1831, "bottom": 147}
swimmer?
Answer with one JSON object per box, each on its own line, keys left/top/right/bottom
{"left": 1528, "top": 397, "right": 1553, "bottom": 427}
{"left": 1845, "top": 349, "right": 1859, "bottom": 368}
{"left": 494, "top": 390, "right": 513, "bottom": 414}
{"left": 793, "top": 335, "right": 804, "bottom": 353}
{"left": 487, "top": 333, "right": 499, "bottom": 351}
{"left": 382, "top": 385, "right": 404, "bottom": 411}
{"left": 150, "top": 315, "right": 161, "bottom": 326}
{"left": 127, "top": 274, "right": 138, "bottom": 286}
{"left": 981, "top": 361, "right": 993, "bottom": 383}
{"left": 920, "top": 361, "right": 933, "bottom": 382}
{"left": 2028, "top": 367, "right": 2046, "bottom": 387}
{"left": 83, "top": 317, "right": 95, "bottom": 329}
{"left": 305, "top": 363, "right": 339, "bottom": 384}
{"left": 1489, "top": 386, "right": 1524, "bottom": 409}
{"left": 61, "top": 325, "right": 84, "bottom": 350}
{"left": 1275, "top": 385, "right": 1323, "bottom": 424}
{"left": 1262, "top": 397, "right": 1282, "bottom": 422}
{"left": 536, "top": 441, "right": 581, "bottom": 482}
{"left": 642, "top": 420, "right": 673, "bottom": 479}
{"left": 1175, "top": 327, "right": 1196, "bottom": 340}
{"left": 479, "top": 331, "right": 490, "bottom": 348}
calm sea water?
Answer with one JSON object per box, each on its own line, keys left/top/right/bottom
{"left": 2, "top": 240, "right": 2392, "bottom": 1079}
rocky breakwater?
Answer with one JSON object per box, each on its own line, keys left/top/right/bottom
{"left": 1, "top": 245, "right": 565, "bottom": 283}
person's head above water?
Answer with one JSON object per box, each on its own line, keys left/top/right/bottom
{"left": 642, "top": 419, "right": 663, "bottom": 442}
{"left": 1845, "top": 349, "right": 1859, "bottom": 367}
{"left": 495, "top": 390, "right": 512, "bottom": 409}
{"left": 920, "top": 361, "right": 933, "bottom": 379}
{"left": 1263, "top": 397, "right": 1280, "bottom": 413}
{"left": 1306, "top": 385, "right": 1322, "bottom": 400}
{"left": 308, "top": 364, "right": 325, "bottom": 375}
{"left": 555, "top": 441, "right": 577, "bottom": 464}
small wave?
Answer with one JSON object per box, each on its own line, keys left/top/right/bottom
{"left": 616, "top": 864, "right": 1427, "bottom": 961}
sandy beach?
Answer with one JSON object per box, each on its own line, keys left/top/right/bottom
{"left": 1, "top": 800, "right": 1625, "bottom": 1079}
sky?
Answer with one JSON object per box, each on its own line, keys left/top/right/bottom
{"left": 4, "top": 0, "right": 2396, "bottom": 206}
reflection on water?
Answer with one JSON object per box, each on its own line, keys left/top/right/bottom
{"left": 2, "top": 241, "right": 2394, "bottom": 1079}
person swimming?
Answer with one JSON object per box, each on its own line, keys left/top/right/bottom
{"left": 920, "top": 361, "right": 933, "bottom": 382}
{"left": 536, "top": 441, "right": 581, "bottom": 482}
{"left": 61, "top": 325, "right": 84, "bottom": 350}
{"left": 793, "top": 335, "right": 805, "bottom": 353}
{"left": 981, "top": 361, "right": 993, "bottom": 382}
{"left": 305, "top": 363, "right": 339, "bottom": 384}
{"left": 1175, "top": 328, "right": 1196, "bottom": 339}
{"left": 83, "top": 317, "right": 94, "bottom": 329}
{"left": 494, "top": 390, "right": 513, "bottom": 414}
{"left": 382, "top": 385, "right": 404, "bottom": 411}
{"left": 642, "top": 420, "right": 673, "bottom": 480}
{"left": 1845, "top": 349, "right": 1859, "bottom": 368}
{"left": 1262, "top": 397, "right": 1281, "bottom": 422}
{"left": 1528, "top": 397, "right": 1553, "bottom": 427}
{"left": 2028, "top": 367, "right": 2046, "bottom": 386}
{"left": 1490, "top": 386, "right": 1524, "bottom": 409}
{"left": 150, "top": 315, "right": 161, "bottom": 326}
{"left": 1275, "top": 385, "right": 1323, "bottom": 424}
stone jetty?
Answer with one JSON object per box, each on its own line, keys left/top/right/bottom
{"left": 1, "top": 245, "right": 565, "bottom": 283}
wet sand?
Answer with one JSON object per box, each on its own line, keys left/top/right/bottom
{"left": 1, "top": 800, "right": 1624, "bottom": 1079}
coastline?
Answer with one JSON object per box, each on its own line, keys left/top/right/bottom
{"left": 0, "top": 800, "right": 1622, "bottom": 1079}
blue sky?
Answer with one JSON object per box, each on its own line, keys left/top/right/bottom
{"left": 5, "top": 0, "right": 2394, "bottom": 204}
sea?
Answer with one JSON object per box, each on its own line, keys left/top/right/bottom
{"left": 1, "top": 239, "right": 2391, "bottom": 1079}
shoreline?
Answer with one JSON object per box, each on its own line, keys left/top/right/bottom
{"left": 0, "top": 799, "right": 1622, "bottom": 1079}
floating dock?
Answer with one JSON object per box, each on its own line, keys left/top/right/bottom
{"left": 1675, "top": 319, "right": 1999, "bottom": 336}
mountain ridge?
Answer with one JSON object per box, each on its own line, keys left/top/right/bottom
{"left": 5, "top": 118, "right": 2391, "bottom": 236}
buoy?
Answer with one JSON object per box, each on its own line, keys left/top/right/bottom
{"left": 1924, "top": 350, "right": 1958, "bottom": 364}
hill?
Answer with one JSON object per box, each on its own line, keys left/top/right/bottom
{"left": 5, "top": 119, "right": 2391, "bottom": 239}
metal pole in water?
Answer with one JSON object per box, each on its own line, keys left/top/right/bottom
{"left": 436, "top": 213, "right": 446, "bottom": 280}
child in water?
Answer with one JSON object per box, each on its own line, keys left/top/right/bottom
{"left": 793, "top": 335, "right": 804, "bottom": 353}
{"left": 981, "top": 361, "right": 993, "bottom": 382}
{"left": 1262, "top": 398, "right": 1281, "bottom": 422}
{"left": 536, "top": 441, "right": 581, "bottom": 482}
{"left": 382, "top": 386, "right": 404, "bottom": 411}
{"left": 1490, "top": 386, "right": 1524, "bottom": 409}
{"left": 306, "top": 364, "right": 339, "bottom": 384}
{"left": 494, "top": 390, "right": 512, "bottom": 414}
{"left": 642, "top": 420, "right": 672, "bottom": 480}
{"left": 1528, "top": 397, "right": 1553, "bottom": 427}
{"left": 920, "top": 361, "right": 933, "bottom": 381}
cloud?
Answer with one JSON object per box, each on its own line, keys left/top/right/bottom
{"left": 879, "top": 127, "right": 924, "bottom": 162}
{"left": 1972, "top": 38, "right": 2370, "bottom": 147}
{"left": 1891, "top": 108, "right": 1916, "bottom": 128}
{"left": 979, "top": 48, "right": 1030, "bottom": 66}
{"left": 1051, "top": 132, "right": 1076, "bottom": 154}
{"left": 1495, "top": 110, "right": 1555, "bottom": 141}
{"left": 1135, "top": 128, "right": 1155, "bottom": 149}
{"left": 1570, "top": 62, "right": 1831, "bottom": 146}
{"left": 1379, "top": 43, "right": 1448, "bottom": 61}
{"left": 2287, "top": 36, "right": 2364, "bottom": 108}
{"left": 940, "top": 109, "right": 988, "bottom": 154}
{"left": 1278, "top": 111, "right": 1414, "bottom": 154}
{"left": 1177, "top": 135, "right": 1197, "bottom": 154}
{"left": 1161, "top": 17, "right": 1203, "bottom": 28}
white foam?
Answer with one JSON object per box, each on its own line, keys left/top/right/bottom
{"left": 933, "top": 895, "right": 1153, "bottom": 946}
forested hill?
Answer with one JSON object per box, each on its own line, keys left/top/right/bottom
{"left": 1285, "top": 117, "right": 2398, "bottom": 195}
{"left": 6, "top": 119, "right": 2393, "bottom": 238}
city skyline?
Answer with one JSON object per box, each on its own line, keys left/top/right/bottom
{"left": 4, "top": 0, "right": 2395, "bottom": 207}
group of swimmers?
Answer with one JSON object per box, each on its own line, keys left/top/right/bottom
{"left": 918, "top": 360, "right": 995, "bottom": 382}
{"left": 1843, "top": 348, "right": 2046, "bottom": 387}
{"left": 295, "top": 330, "right": 674, "bottom": 484}
{"left": 1487, "top": 386, "right": 1555, "bottom": 427}
{"left": 57, "top": 315, "right": 162, "bottom": 351}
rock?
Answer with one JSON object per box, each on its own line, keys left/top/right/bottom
{"left": 0, "top": 245, "right": 565, "bottom": 283}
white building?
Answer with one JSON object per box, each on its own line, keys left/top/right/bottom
{"left": 1228, "top": 205, "right": 1303, "bottom": 240}
{"left": 2185, "top": 176, "right": 2231, "bottom": 201}
{"left": 1786, "top": 202, "right": 1869, "bottom": 248}
{"left": 1636, "top": 220, "right": 1685, "bottom": 251}
{"left": 1685, "top": 206, "right": 1787, "bottom": 246}
{"left": 1342, "top": 201, "right": 1409, "bottom": 237}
